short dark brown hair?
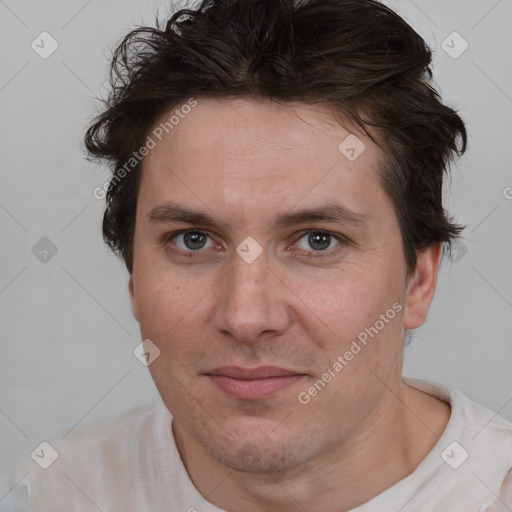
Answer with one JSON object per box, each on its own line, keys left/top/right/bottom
{"left": 84, "top": 0, "right": 467, "bottom": 275}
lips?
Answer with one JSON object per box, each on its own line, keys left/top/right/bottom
{"left": 207, "top": 366, "right": 301, "bottom": 379}
{"left": 206, "top": 366, "right": 305, "bottom": 400}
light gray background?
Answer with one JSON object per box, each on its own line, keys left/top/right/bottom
{"left": 1, "top": 0, "right": 511, "bottom": 494}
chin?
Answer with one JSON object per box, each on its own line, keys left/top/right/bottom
{"left": 207, "top": 442, "right": 301, "bottom": 474}
{"left": 196, "top": 423, "right": 321, "bottom": 474}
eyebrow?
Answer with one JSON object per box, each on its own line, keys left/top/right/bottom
{"left": 147, "top": 201, "right": 368, "bottom": 232}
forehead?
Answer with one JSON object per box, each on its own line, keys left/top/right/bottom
{"left": 138, "top": 97, "right": 388, "bottom": 224}
{"left": 149, "top": 97, "right": 379, "bottom": 161}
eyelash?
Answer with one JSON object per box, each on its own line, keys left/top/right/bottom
{"left": 162, "top": 229, "right": 350, "bottom": 258}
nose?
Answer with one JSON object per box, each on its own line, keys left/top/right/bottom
{"left": 213, "top": 249, "right": 291, "bottom": 344}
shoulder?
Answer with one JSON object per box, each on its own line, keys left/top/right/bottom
{"left": 403, "top": 378, "right": 512, "bottom": 509}
{"left": 36, "top": 399, "right": 163, "bottom": 470}
{"left": 489, "top": 470, "right": 512, "bottom": 511}
{"left": 405, "top": 378, "right": 512, "bottom": 441}
{"left": 3, "top": 399, "right": 168, "bottom": 512}
{"left": 444, "top": 384, "right": 512, "bottom": 511}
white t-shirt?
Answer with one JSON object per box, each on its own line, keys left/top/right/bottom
{"left": 2, "top": 378, "right": 512, "bottom": 511}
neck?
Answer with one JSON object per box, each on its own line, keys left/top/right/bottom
{"left": 172, "top": 380, "right": 450, "bottom": 512}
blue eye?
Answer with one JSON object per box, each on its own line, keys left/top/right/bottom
{"left": 163, "top": 229, "right": 348, "bottom": 258}
{"left": 293, "top": 230, "right": 347, "bottom": 255}
{"left": 169, "top": 230, "right": 216, "bottom": 252}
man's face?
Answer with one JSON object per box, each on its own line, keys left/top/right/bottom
{"left": 129, "top": 97, "right": 416, "bottom": 473}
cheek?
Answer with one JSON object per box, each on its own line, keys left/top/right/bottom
{"left": 133, "top": 269, "right": 219, "bottom": 404}
{"left": 133, "top": 260, "right": 211, "bottom": 339}
{"left": 133, "top": 253, "right": 405, "bottom": 344}
{"left": 303, "top": 263, "right": 404, "bottom": 345}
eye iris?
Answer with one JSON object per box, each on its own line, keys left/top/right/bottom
{"left": 184, "top": 231, "right": 206, "bottom": 250}
{"left": 180, "top": 232, "right": 333, "bottom": 251}
{"left": 309, "top": 232, "right": 330, "bottom": 251}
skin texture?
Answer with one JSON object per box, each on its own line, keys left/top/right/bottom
{"left": 129, "top": 97, "right": 451, "bottom": 511}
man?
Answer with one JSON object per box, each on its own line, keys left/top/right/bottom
{"left": 4, "top": 0, "right": 512, "bottom": 510}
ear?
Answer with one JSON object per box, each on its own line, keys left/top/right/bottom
{"left": 128, "top": 275, "right": 140, "bottom": 322}
{"left": 403, "top": 243, "right": 443, "bottom": 330}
